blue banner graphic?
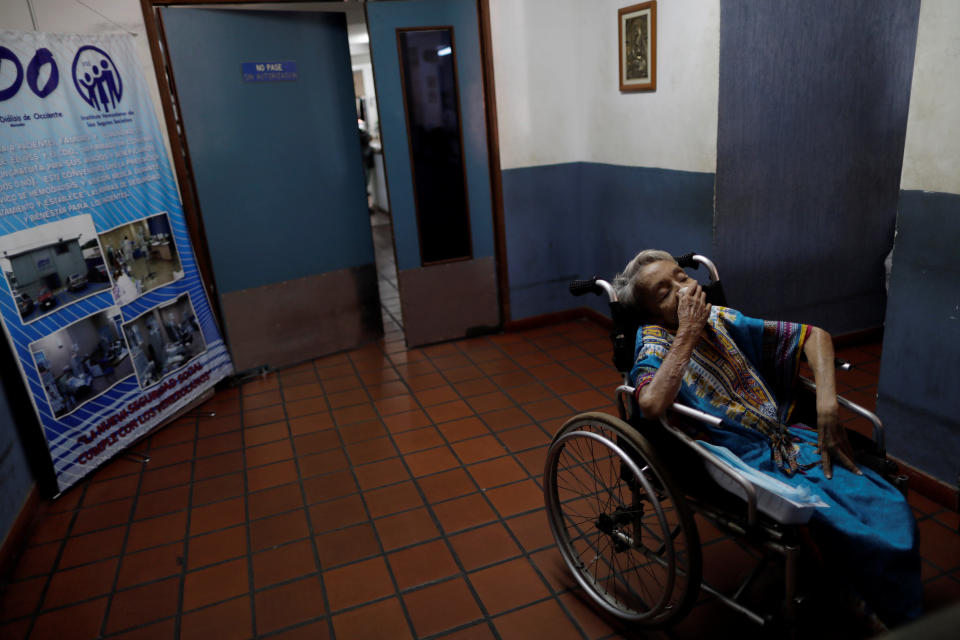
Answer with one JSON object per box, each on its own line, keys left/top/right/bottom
{"left": 0, "top": 31, "right": 233, "bottom": 494}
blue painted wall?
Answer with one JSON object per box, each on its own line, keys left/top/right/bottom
{"left": 502, "top": 163, "right": 585, "bottom": 320}
{"left": 503, "top": 162, "right": 715, "bottom": 320}
{"left": 0, "top": 380, "right": 33, "bottom": 549}
{"left": 161, "top": 9, "right": 374, "bottom": 294}
{"left": 877, "top": 190, "right": 960, "bottom": 484}
{"left": 583, "top": 164, "right": 715, "bottom": 288}
{"left": 715, "top": 0, "right": 921, "bottom": 333}
{"left": 0, "top": 341, "right": 55, "bottom": 550}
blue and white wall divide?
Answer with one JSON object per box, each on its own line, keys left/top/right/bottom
{"left": 0, "top": 31, "right": 233, "bottom": 494}
{"left": 489, "top": 0, "right": 719, "bottom": 320}
{"left": 878, "top": 0, "right": 960, "bottom": 485}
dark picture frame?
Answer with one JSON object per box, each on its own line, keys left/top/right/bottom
{"left": 619, "top": 1, "right": 657, "bottom": 92}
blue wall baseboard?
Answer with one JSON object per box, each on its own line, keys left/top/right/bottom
{"left": 877, "top": 189, "right": 960, "bottom": 484}
{"left": 502, "top": 162, "right": 715, "bottom": 321}
{"left": 582, "top": 164, "right": 715, "bottom": 290}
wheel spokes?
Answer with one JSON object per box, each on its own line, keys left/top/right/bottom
{"left": 548, "top": 423, "right": 699, "bottom": 623}
{"left": 555, "top": 433, "right": 675, "bottom": 615}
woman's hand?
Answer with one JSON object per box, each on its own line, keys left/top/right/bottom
{"left": 635, "top": 282, "right": 709, "bottom": 419}
{"left": 802, "top": 326, "right": 860, "bottom": 479}
{"left": 676, "top": 284, "right": 711, "bottom": 336}
{"left": 817, "top": 405, "right": 862, "bottom": 479}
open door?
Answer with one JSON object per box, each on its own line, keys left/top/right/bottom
{"left": 367, "top": 0, "right": 500, "bottom": 347}
{"left": 158, "top": 8, "right": 381, "bottom": 371}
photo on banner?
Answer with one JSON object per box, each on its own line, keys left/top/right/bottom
{"left": 28, "top": 305, "right": 132, "bottom": 419}
{"left": 123, "top": 292, "right": 206, "bottom": 389}
{"left": 98, "top": 211, "right": 184, "bottom": 305}
{"left": 0, "top": 214, "right": 110, "bottom": 323}
{"left": 0, "top": 30, "right": 234, "bottom": 494}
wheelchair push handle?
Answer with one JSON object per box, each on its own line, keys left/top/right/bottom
{"left": 569, "top": 277, "right": 601, "bottom": 296}
{"left": 675, "top": 253, "right": 721, "bottom": 284}
{"left": 673, "top": 253, "right": 699, "bottom": 269}
{"left": 569, "top": 277, "right": 619, "bottom": 302}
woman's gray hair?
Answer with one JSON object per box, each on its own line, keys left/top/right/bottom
{"left": 613, "top": 249, "right": 676, "bottom": 307}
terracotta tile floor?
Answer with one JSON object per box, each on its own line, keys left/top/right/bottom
{"left": 2, "top": 319, "right": 960, "bottom": 639}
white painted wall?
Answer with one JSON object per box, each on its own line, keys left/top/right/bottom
{"left": 5, "top": 0, "right": 721, "bottom": 176}
{"left": 580, "top": 0, "right": 719, "bottom": 173}
{"left": 489, "top": 0, "right": 720, "bottom": 173}
{"left": 488, "top": 0, "right": 585, "bottom": 169}
{"left": 900, "top": 0, "right": 960, "bottom": 195}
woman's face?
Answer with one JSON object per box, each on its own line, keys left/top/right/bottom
{"left": 635, "top": 260, "right": 693, "bottom": 330}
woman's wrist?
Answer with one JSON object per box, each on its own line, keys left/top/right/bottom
{"left": 674, "top": 324, "right": 701, "bottom": 343}
{"left": 816, "top": 400, "right": 839, "bottom": 417}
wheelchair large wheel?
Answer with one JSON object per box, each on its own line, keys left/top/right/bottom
{"left": 544, "top": 412, "right": 701, "bottom": 626}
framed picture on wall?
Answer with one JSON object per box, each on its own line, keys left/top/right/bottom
{"left": 619, "top": 1, "right": 657, "bottom": 92}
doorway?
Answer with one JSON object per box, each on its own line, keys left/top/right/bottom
{"left": 155, "top": 5, "right": 382, "bottom": 373}
{"left": 143, "top": 0, "right": 506, "bottom": 357}
{"left": 345, "top": 5, "right": 405, "bottom": 336}
{"left": 366, "top": 0, "right": 504, "bottom": 347}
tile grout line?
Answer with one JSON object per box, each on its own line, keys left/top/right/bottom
{"left": 12, "top": 332, "right": 960, "bottom": 639}
{"left": 384, "top": 337, "right": 590, "bottom": 638}
{"left": 51, "top": 479, "right": 127, "bottom": 633}
{"left": 289, "top": 358, "right": 343, "bottom": 640}
{"left": 339, "top": 353, "right": 449, "bottom": 640}
{"left": 171, "top": 411, "right": 202, "bottom": 638}
{"left": 84, "top": 456, "right": 949, "bottom": 634}
{"left": 98, "top": 418, "right": 181, "bottom": 638}
{"left": 33, "top": 434, "right": 560, "bottom": 580}
{"left": 239, "top": 391, "right": 270, "bottom": 638}
{"left": 18, "top": 478, "right": 88, "bottom": 639}
{"left": 325, "top": 347, "right": 498, "bottom": 637}
{"left": 441, "top": 334, "right": 606, "bottom": 639}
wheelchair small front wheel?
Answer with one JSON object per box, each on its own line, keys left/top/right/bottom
{"left": 543, "top": 412, "right": 702, "bottom": 626}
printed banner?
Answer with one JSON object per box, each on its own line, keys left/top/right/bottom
{"left": 0, "top": 30, "right": 233, "bottom": 493}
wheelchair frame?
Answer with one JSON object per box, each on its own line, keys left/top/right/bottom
{"left": 543, "top": 254, "right": 905, "bottom": 630}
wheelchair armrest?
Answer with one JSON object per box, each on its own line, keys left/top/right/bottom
{"left": 659, "top": 409, "right": 760, "bottom": 528}
{"left": 798, "top": 377, "right": 885, "bottom": 454}
{"left": 615, "top": 385, "right": 759, "bottom": 527}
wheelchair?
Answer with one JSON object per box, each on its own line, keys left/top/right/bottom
{"left": 543, "top": 254, "right": 908, "bottom": 631}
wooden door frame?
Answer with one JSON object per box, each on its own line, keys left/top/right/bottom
{"left": 476, "top": 0, "right": 511, "bottom": 324}
{"left": 140, "top": 0, "right": 227, "bottom": 331}
{"left": 140, "top": 0, "right": 511, "bottom": 333}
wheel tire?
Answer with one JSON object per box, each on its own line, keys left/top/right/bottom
{"left": 544, "top": 412, "right": 702, "bottom": 626}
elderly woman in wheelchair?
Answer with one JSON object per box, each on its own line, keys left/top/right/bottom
{"left": 543, "top": 250, "right": 922, "bottom": 633}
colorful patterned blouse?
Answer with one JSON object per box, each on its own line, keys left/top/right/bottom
{"left": 631, "top": 305, "right": 813, "bottom": 472}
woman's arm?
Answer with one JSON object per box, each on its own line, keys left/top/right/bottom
{"left": 803, "top": 326, "right": 862, "bottom": 479}
{"left": 636, "top": 285, "right": 710, "bottom": 418}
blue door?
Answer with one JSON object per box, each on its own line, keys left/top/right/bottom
{"left": 367, "top": 0, "right": 500, "bottom": 346}
{"left": 160, "top": 9, "right": 380, "bottom": 371}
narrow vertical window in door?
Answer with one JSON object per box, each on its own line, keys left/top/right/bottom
{"left": 397, "top": 28, "right": 472, "bottom": 265}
